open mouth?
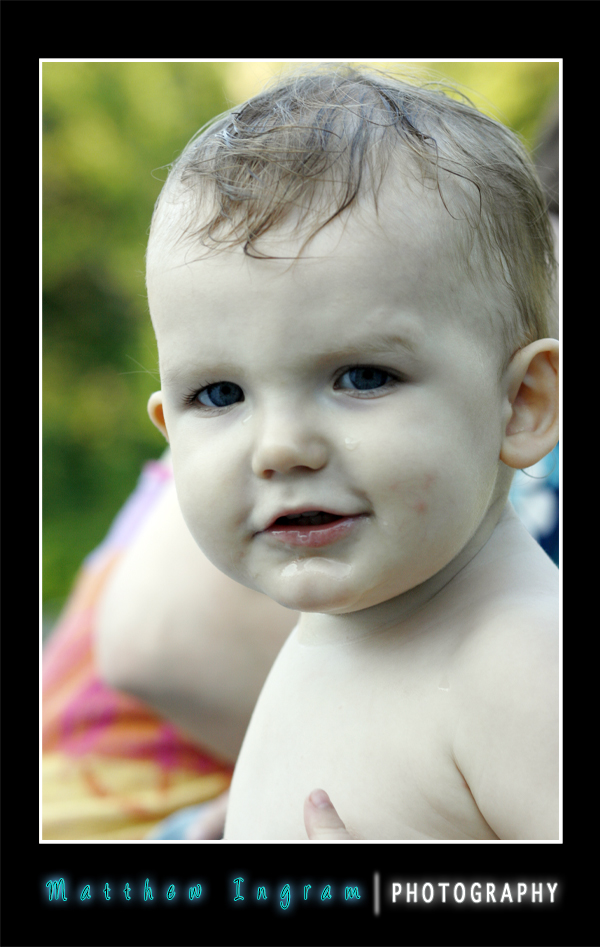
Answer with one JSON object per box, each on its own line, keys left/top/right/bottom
{"left": 264, "top": 511, "right": 364, "bottom": 547}
{"left": 272, "top": 511, "right": 343, "bottom": 527}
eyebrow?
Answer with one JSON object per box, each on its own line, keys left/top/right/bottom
{"left": 160, "top": 333, "right": 418, "bottom": 388}
{"left": 161, "top": 360, "right": 240, "bottom": 387}
{"left": 317, "top": 333, "right": 418, "bottom": 361}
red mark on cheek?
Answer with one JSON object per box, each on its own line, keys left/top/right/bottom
{"left": 414, "top": 474, "right": 434, "bottom": 513}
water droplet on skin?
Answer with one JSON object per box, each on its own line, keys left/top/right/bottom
{"left": 344, "top": 438, "right": 359, "bottom": 450}
{"left": 281, "top": 558, "right": 353, "bottom": 581}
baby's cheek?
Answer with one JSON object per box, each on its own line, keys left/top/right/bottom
{"left": 412, "top": 472, "right": 437, "bottom": 513}
{"left": 387, "top": 470, "right": 437, "bottom": 516}
{"left": 176, "top": 484, "right": 225, "bottom": 551}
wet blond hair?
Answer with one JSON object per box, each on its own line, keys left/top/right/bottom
{"left": 150, "top": 64, "right": 557, "bottom": 361}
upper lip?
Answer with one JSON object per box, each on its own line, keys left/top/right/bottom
{"left": 261, "top": 506, "right": 360, "bottom": 531}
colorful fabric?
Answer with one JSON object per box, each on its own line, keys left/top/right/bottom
{"left": 42, "top": 460, "right": 232, "bottom": 841}
{"left": 143, "top": 802, "right": 214, "bottom": 840}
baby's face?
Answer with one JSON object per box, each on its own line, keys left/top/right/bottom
{"left": 147, "top": 182, "right": 510, "bottom": 615}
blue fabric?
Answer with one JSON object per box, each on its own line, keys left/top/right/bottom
{"left": 144, "top": 802, "right": 212, "bottom": 840}
{"left": 509, "top": 445, "right": 559, "bottom": 565}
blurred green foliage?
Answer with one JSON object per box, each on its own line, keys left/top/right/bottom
{"left": 43, "top": 61, "right": 235, "bottom": 610}
{"left": 42, "top": 61, "right": 559, "bottom": 614}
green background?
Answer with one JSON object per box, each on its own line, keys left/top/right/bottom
{"left": 42, "top": 60, "right": 560, "bottom": 625}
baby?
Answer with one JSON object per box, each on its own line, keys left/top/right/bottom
{"left": 145, "top": 66, "right": 559, "bottom": 840}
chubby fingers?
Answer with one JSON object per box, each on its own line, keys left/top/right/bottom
{"left": 304, "top": 789, "right": 354, "bottom": 840}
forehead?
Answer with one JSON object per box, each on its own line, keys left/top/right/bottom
{"left": 147, "top": 172, "right": 501, "bottom": 355}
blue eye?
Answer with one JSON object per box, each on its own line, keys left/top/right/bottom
{"left": 198, "top": 382, "right": 244, "bottom": 407}
{"left": 337, "top": 367, "right": 393, "bottom": 391}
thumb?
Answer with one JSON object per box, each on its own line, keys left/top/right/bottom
{"left": 304, "top": 789, "right": 353, "bottom": 840}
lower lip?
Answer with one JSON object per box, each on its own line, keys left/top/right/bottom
{"left": 263, "top": 516, "right": 364, "bottom": 548}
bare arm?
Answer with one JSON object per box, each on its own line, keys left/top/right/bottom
{"left": 95, "top": 478, "right": 297, "bottom": 763}
{"left": 452, "top": 608, "right": 559, "bottom": 840}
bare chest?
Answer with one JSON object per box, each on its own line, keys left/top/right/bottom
{"left": 224, "top": 636, "right": 495, "bottom": 840}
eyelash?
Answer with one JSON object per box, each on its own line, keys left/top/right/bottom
{"left": 334, "top": 365, "right": 403, "bottom": 395}
{"left": 183, "top": 365, "right": 403, "bottom": 410}
{"left": 183, "top": 386, "right": 202, "bottom": 407}
{"left": 182, "top": 383, "right": 242, "bottom": 409}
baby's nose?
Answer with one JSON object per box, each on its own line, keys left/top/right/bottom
{"left": 250, "top": 410, "right": 328, "bottom": 479}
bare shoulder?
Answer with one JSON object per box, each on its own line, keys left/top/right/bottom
{"left": 456, "top": 592, "right": 558, "bottom": 686}
{"left": 450, "top": 594, "right": 559, "bottom": 840}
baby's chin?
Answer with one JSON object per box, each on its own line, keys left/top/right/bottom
{"left": 201, "top": 547, "right": 389, "bottom": 615}
{"left": 251, "top": 557, "right": 369, "bottom": 614}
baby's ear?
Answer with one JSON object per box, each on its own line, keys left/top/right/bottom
{"left": 148, "top": 392, "right": 169, "bottom": 441}
{"left": 500, "top": 339, "right": 559, "bottom": 470}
